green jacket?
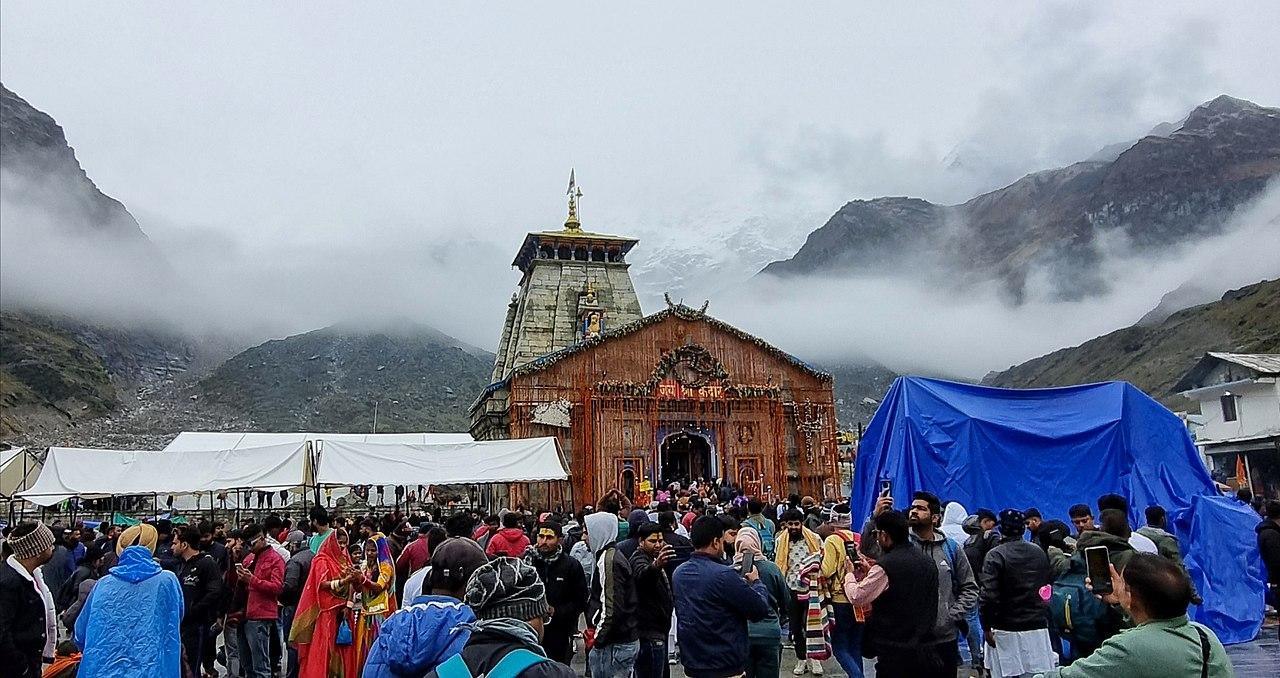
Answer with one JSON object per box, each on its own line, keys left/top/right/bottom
{"left": 1036, "top": 615, "right": 1233, "bottom": 678}
{"left": 1074, "top": 530, "right": 1136, "bottom": 572}
{"left": 747, "top": 559, "right": 791, "bottom": 640}
{"left": 1135, "top": 526, "right": 1182, "bottom": 564}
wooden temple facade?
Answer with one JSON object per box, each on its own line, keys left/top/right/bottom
{"left": 471, "top": 305, "right": 839, "bottom": 507}
{"left": 469, "top": 174, "right": 838, "bottom": 508}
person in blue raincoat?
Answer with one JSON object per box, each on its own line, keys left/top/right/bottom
{"left": 362, "top": 595, "right": 477, "bottom": 678}
{"left": 75, "top": 523, "right": 184, "bottom": 678}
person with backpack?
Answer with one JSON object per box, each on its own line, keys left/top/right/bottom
{"left": 861, "top": 492, "right": 977, "bottom": 678}
{"left": 743, "top": 499, "right": 777, "bottom": 560}
{"left": 817, "top": 502, "right": 864, "bottom": 678}
{"left": 1033, "top": 553, "right": 1233, "bottom": 677}
{"left": 425, "top": 557, "right": 577, "bottom": 678}
{"left": 979, "top": 510, "right": 1055, "bottom": 677}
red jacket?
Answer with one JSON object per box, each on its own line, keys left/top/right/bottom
{"left": 484, "top": 527, "right": 530, "bottom": 558}
{"left": 243, "top": 546, "right": 285, "bottom": 620}
{"left": 396, "top": 536, "right": 431, "bottom": 582}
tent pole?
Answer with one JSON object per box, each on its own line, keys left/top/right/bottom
{"left": 1243, "top": 453, "right": 1254, "bottom": 495}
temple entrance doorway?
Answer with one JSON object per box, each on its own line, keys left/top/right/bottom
{"left": 659, "top": 430, "right": 713, "bottom": 488}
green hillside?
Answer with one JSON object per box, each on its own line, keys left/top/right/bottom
{"left": 984, "top": 279, "right": 1280, "bottom": 409}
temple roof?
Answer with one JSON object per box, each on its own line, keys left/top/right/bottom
{"left": 511, "top": 225, "right": 638, "bottom": 272}
{"left": 470, "top": 303, "right": 832, "bottom": 412}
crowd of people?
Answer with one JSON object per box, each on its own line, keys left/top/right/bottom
{"left": 2, "top": 483, "right": 1272, "bottom": 678}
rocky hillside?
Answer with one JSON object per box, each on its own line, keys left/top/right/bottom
{"left": 762, "top": 96, "right": 1280, "bottom": 302}
{"left": 983, "top": 279, "right": 1280, "bottom": 409}
{"left": 827, "top": 361, "right": 899, "bottom": 427}
{"left": 1, "top": 83, "right": 152, "bottom": 244}
{"left": 197, "top": 324, "right": 494, "bottom": 433}
{"left": 0, "top": 312, "right": 203, "bottom": 438}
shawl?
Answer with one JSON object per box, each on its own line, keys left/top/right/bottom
{"left": 774, "top": 526, "right": 822, "bottom": 571}
{"left": 292, "top": 531, "right": 357, "bottom": 678}
{"left": 798, "top": 554, "right": 832, "bottom": 661}
{"left": 360, "top": 534, "right": 398, "bottom": 615}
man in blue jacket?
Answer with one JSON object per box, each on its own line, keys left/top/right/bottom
{"left": 672, "top": 515, "right": 772, "bottom": 678}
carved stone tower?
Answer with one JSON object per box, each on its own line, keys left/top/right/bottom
{"left": 489, "top": 171, "right": 644, "bottom": 381}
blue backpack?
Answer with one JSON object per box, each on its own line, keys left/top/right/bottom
{"left": 746, "top": 516, "right": 776, "bottom": 558}
{"left": 436, "top": 649, "right": 549, "bottom": 678}
{"left": 1049, "top": 554, "right": 1112, "bottom": 647}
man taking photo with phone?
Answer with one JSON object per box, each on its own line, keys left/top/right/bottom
{"left": 1032, "top": 553, "right": 1233, "bottom": 677}
{"left": 630, "top": 523, "right": 674, "bottom": 678}
{"left": 673, "top": 516, "right": 772, "bottom": 678}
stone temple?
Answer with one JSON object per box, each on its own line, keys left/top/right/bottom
{"left": 471, "top": 173, "right": 838, "bottom": 509}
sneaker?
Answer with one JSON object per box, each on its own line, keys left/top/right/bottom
{"left": 809, "top": 659, "right": 824, "bottom": 675}
{"left": 793, "top": 659, "right": 807, "bottom": 675}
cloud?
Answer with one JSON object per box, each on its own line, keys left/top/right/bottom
{"left": 709, "top": 180, "right": 1280, "bottom": 379}
{"left": 743, "top": 4, "right": 1232, "bottom": 206}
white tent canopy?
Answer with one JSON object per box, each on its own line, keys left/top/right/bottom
{"left": 164, "top": 431, "right": 473, "bottom": 452}
{"left": 1, "top": 447, "right": 42, "bottom": 499}
{"left": 18, "top": 442, "right": 312, "bottom": 507}
{"left": 317, "top": 437, "right": 567, "bottom": 486}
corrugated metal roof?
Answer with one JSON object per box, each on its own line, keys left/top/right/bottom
{"left": 1173, "top": 352, "right": 1280, "bottom": 393}
{"left": 1205, "top": 352, "right": 1280, "bottom": 375}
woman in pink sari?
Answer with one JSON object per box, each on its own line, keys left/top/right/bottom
{"left": 290, "top": 529, "right": 358, "bottom": 678}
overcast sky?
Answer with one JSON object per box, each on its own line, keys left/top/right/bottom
{"left": 3, "top": 2, "right": 1278, "bottom": 374}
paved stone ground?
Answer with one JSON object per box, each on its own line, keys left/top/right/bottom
{"left": 585, "top": 618, "right": 1280, "bottom": 678}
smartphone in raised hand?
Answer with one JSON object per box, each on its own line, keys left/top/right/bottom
{"left": 743, "top": 551, "right": 756, "bottom": 576}
{"left": 1084, "top": 545, "right": 1112, "bottom": 595}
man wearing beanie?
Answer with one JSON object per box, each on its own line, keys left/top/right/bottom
{"left": 979, "top": 509, "right": 1054, "bottom": 677}
{"left": 525, "top": 519, "right": 588, "bottom": 666}
{"left": 0, "top": 521, "right": 57, "bottom": 677}
{"left": 423, "top": 557, "right": 576, "bottom": 678}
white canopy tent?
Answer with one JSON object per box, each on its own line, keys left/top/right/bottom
{"left": 164, "top": 431, "right": 473, "bottom": 453}
{"left": 1, "top": 447, "right": 42, "bottom": 499}
{"left": 316, "top": 437, "right": 568, "bottom": 486}
{"left": 18, "top": 442, "right": 312, "bottom": 507}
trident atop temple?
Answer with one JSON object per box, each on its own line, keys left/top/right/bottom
{"left": 565, "top": 168, "right": 584, "bottom": 232}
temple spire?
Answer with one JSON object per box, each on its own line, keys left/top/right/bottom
{"left": 564, "top": 168, "right": 583, "bottom": 232}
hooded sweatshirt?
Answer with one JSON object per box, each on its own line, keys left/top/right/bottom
{"left": 362, "top": 596, "right": 476, "bottom": 678}
{"left": 940, "top": 502, "right": 969, "bottom": 545}
{"left": 584, "top": 512, "right": 637, "bottom": 647}
{"left": 485, "top": 528, "right": 531, "bottom": 559}
{"left": 75, "top": 545, "right": 184, "bottom": 678}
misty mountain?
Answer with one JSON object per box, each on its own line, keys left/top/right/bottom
{"left": 0, "top": 83, "right": 151, "bottom": 243}
{"left": 761, "top": 96, "right": 1280, "bottom": 303}
{"left": 826, "top": 361, "right": 899, "bottom": 428}
{"left": 197, "top": 324, "right": 495, "bottom": 433}
{"left": 983, "top": 278, "right": 1280, "bottom": 410}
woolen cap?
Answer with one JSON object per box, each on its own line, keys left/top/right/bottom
{"left": 428, "top": 537, "right": 489, "bottom": 592}
{"left": 8, "top": 522, "right": 55, "bottom": 560}
{"left": 463, "top": 556, "right": 549, "bottom": 621}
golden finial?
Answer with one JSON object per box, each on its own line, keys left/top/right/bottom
{"left": 564, "top": 168, "right": 583, "bottom": 232}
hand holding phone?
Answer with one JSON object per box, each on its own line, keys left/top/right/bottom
{"left": 1084, "top": 546, "right": 1112, "bottom": 595}
{"left": 743, "top": 551, "right": 756, "bottom": 576}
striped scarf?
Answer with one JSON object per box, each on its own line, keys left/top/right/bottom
{"left": 797, "top": 553, "right": 832, "bottom": 660}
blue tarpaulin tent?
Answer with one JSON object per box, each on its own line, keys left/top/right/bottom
{"left": 853, "top": 376, "right": 1263, "bottom": 643}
